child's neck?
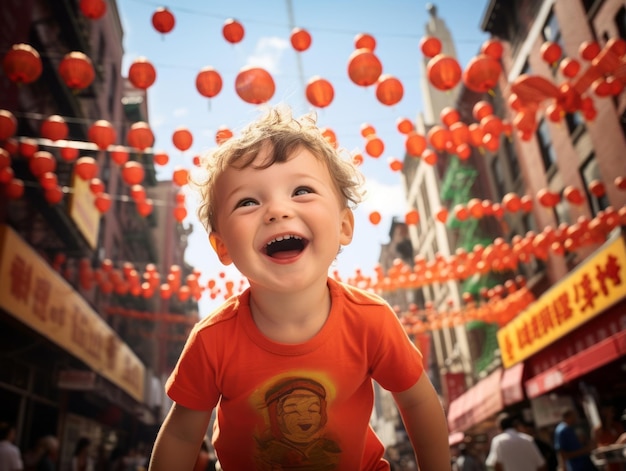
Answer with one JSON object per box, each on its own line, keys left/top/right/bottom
{"left": 248, "top": 281, "right": 331, "bottom": 344}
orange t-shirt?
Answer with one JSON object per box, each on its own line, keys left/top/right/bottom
{"left": 166, "top": 278, "right": 424, "bottom": 470}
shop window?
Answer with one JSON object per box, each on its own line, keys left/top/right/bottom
{"left": 580, "top": 154, "right": 609, "bottom": 215}
{"left": 536, "top": 119, "right": 557, "bottom": 172}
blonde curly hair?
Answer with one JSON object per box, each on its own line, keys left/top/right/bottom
{"left": 193, "top": 104, "right": 365, "bottom": 232}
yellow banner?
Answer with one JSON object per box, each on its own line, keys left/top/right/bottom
{"left": 0, "top": 225, "right": 145, "bottom": 402}
{"left": 69, "top": 175, "right": 100, "bottom": 249}
{"left": 498, "top": 231, "right": 626, "bottom": 368}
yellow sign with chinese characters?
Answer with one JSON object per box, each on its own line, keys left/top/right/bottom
{"left": 68, "top": 175, "right": 100, "bottom": 249}
{"left": 498, "top": 231, "right": 626, "bottom": 368}
{"left": 0, "top": 225, "right": 145, "bottom": 402}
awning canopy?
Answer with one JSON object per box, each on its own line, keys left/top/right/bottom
{"left": 525, "top": 330, "right": 626, "bottom": 399}
{"left": 447, "top": 368, "right": 503, "bottom": 433}
{"left": 501, "top": 362, "right": 525, "bottom": 406}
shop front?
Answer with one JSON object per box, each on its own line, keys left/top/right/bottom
{"left": 0, "top": 224, "right": 151, "bottom": 467}
{"left": 496, "top": 229, "right": 626, "bottom": 427}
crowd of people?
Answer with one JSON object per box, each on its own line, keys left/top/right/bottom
{"left": 451, "top": 406, "right": 626, "bottom": 471}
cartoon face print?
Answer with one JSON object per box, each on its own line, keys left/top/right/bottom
{"left": 277, "top": 388, "right": 323, "bottom": 443}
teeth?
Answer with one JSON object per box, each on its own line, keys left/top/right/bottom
{"left": 267, "top": 235, "right": 302, "bottom": 246}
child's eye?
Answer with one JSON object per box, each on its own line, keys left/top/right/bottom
{"left": 293, "top": 186, "right": 313, "bottom": 196}
{"left": 235, "top": 198, "right": 258, "bottom": 208}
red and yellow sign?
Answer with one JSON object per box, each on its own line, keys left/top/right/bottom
{"left": 0, "top": 225, "right": 145, "bottom": 402}
{"left": 498, "top": 232, "right": 626, "bottom": 368}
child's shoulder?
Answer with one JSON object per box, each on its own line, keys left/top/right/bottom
{"left": 195, "top": 290, "right": 248, "bottom": 330}
{"left": 330, "top": 278, "right": 388, "bottom": 309}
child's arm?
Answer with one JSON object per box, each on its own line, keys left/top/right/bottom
{"left": 148, "top": 402, "right": 213, "bottom": 471}
{"left": 392, "top": 373, "right": 451, "bottom": 471}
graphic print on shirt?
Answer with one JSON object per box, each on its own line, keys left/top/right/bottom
{"left": 254, "top": 376, "right": 341, "bottom": 470}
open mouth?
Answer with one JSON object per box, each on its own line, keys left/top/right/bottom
{"left": 265, "top": 234, "right": 308, "bottom": 258}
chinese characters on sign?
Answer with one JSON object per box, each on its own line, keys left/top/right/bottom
{"left": 0, "top": 225, "right": 145, "bottom": 402}
{"left": 498, "top": 233, "right": 626, "bottom": 368}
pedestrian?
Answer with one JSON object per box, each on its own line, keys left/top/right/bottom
{"left": 515, "top": 420, "right": 558, "bottom": 471}
{"left": 485, "top": 413, "right": 546, "bottom": 471}
{"left": 454, "top": 442, "right": 485, "bottom": 471}
{"left": 0, "top": 422, "right": 23, "bottom": 471}
{"left": 148, "top": 104, "right": 450, "bottom": 470}
{"left": 70, "top": 437, "right": 94, "bottom": 471}
{"left": 33, "top": 436, "right": 58, "bottom": 471}
{"left": 553, "top": 408, "right": 598, "bottom": 471}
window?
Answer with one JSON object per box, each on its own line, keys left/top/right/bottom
{"left": 536, "top": 119, "right": 557, "bottom": 171}
{"left": 503, "top": 137, "right": 520, "bottom": 182}
{"left": 542, "top": 10, "right": 564, "bottom": 74}
{"left": 616, "top": 6, "right": 626, "bottom": 40}
{"left": 565, "top": 112, "right": 586, "bottom": 142}
{"left": 491, "top": 158, "right": 506, "bottom": 200}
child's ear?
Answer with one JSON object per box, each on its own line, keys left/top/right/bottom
{"left": 209, "top": 232, "right": 233, "bottom": 265}
{"left": 339, "top": 208, "right": 355, "bottom": 246}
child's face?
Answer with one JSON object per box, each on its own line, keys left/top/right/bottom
{"left": 209, "top": 144, "right": 354, "bottom": 292}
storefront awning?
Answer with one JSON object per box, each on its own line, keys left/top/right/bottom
{"left": 447, "top": 368, "right": 503, "bottom": 433}
{"left": 525, "top": 330, "right": 626, "bottom": 399}
{"left": 501, "top": 362, "right": 525, "bottom": 406}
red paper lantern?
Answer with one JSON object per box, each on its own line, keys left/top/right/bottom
{"left": 60, "top": 146, "right": 79, "bottom": 162}
{"left": 360, "top": 123, "right": 376, "bottom": 138}
{"left": 0, "top": 166, "right": 14, "bottom": 184}
{"left": 89, "top": 178, "right": 105, "bottom": 195}
{"left": 427, "top": 125, "right": 451, "bottom": 151}
{"left": 44, "top": 185, "right": 64, "bottom": 205}
{"left": 235, "top": 66, "right": 275, "bottom": 104}
{"left": 88, "top": 120, "right": 116, "bottom": 150}
{"left": 368, "top": 211, "right": 382, "bottom": 225}
{"left": 153, "top": 151, "right": 169, "bottom": 166}
{"left": 540, "top": 41, "right": 562, "bottom": 65}
{"left": 579, "top": 41, "right": 600, "bottom": 61}
{"left": 559, "top": 58, "right": 580, "bottom": 78}
{"left": 136, "top": 198, "right": 154, "bottom": 217}
{"left": 305, "top": 76, "right": 334, "bottom": 108}
{"left": 127, "top": 122, "right": 154, "bottom": 151}
{"left": 354, "top": 33, "right": 376, "bottom": 51}
{"left": 128, "top": 57, "right": 156, "bottom": 90}
{"left": 173, "top": 205, "right": 187, "bottom": 222}
{"left": 450, "top": 122, "right": 470, "bottom": 146}
{"left": 95, "top": 192, "right": 112, "bottom": 213}
{"left": 0, "top": 110, "right": 18, "bottom": 141}
{"left": 422, "top": 149, "right": 438, "bottom": 165}
{"left": 173, "top": 167, "right": 189, "bottom": 186}
{"left": 435, "top": 208, "right": 448, "bottom": 223}
{"left": 30, "top": 151, "right": 56, "bottom": 177}
{"left": 375, "top": 75, "right": 403, "bottom": 106}
{"left": 222, "top": 18, "right": 244, "bottom": 44}
{"left": 109, "top": 145, "right": 129, "bottom": 165}
{"left": 588, "top": 180, "right": 605, "bottom": 198}
{"left": 388, "top": 158, "right": 403, "bottom": 172}
{"left": 480, "top": 39, "right": 503, "bottom": 60}
{"left": 0, "top": 148, "right": 9, "bottom": 169}
{"left": 196, "top": 67, "right": 222, "bottom": 99}
{"left": 347, "top": 48, "right": 382, "bottom": 87}
{"left": 40, "top": 115, "right": 68, "bottom": 141}
{"left": 58, "top": 52, "right": 95, "bottom": 90}
{"left": 130, "top": 184, "right": 146, "bottom": 202}
{"left": 420, "top": 36, "right": 442, "bottom": 58}
{"left": 19, "top": 138, "right": 38, "bottom": 158}
{"left": 502, "top": 193, "right": 522, "bottom": 212}
{"left": 426, "top": 54, "right": 462, "bottom": 91}
{"left": 563, "top": 186, "right": 585, "bottom": 205}
{"left": 537, "top": 188, "right": 560, "bottom": 208}
{"left": 290, "top": 28, "right": 312, "bottom": 52}
{"left": 79, "top": 0, "right": 106, "bottom": 19}
{"left": 462, "top": 54, "right": 501, "bottom": 93}
{"left": 75, "top": 157, "right": 99, "bottom": 180}
{"left": 405, "top": 132, "right": 426, "bottom": 157}
{"left": 172, "top": 127, "right": 193, "bottom": 151}
{"left": 39, "top": 172, "right": 58, "bottom": 191}
{"left": 152, "top": 7, "right": 175, "bottom": 34}
{"left": 2, "top": 43, "right": 42, "bottom": 84}
{"left": 321, "top": 128, "right": 337, "bottom": 148}
{"left": 364, "top": 134, "right": 384, "bottom": 158}
{"left": 440, "top": 107, "right": 460, "bottom": 127}
{"left": 215, "top": 126, "right": 233, "bottom": 145}
{"left": 405, "top": 210, "right": 419, "bottom": 225}
{"left": 396, "top": 117, "right": 414, "bottom": 134}
{"left": 121, "top": 161, "right": 145, "bottom": 186}
{"left": 5, "top": 178, "right": 24, "bottom": 199}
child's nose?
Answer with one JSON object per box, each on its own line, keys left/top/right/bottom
{"left": 264, "top": 201, "right": 292, "bottom": 223}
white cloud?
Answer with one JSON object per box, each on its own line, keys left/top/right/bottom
{"left": 360, "top": 178, "right": 407, "bottom": 217}
{"left": 246, "top": 36, "right": 289, "bottom": 74}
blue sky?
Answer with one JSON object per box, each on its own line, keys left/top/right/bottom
{"left": 117, "top": 0, "right": 490, "bottom": 314}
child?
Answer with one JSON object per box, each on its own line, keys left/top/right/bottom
{"left": 148, "top": 105, "right": 451, "bottom": 470}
